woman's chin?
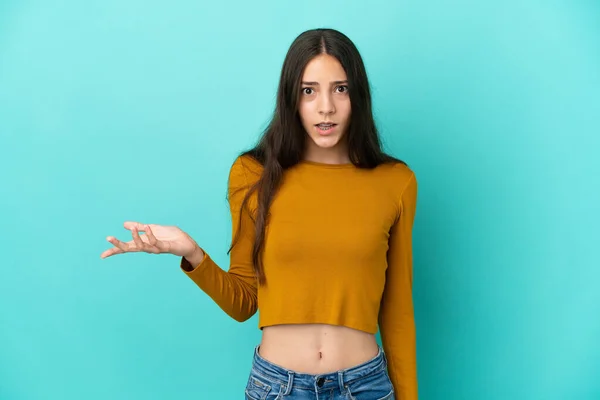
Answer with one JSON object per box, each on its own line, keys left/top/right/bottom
{"left": 308, "top": 135, "right": 343, "bottom": 149}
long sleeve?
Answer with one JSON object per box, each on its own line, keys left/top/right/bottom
{"left": 179, "top": 156, "right": 258, "bottom": 322}
{"left": 378, "top": 171, "right": 419, "bottom": 399}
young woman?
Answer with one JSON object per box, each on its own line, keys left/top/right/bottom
{"left": 101, "top": 28, "right": 418, "bottom": 400}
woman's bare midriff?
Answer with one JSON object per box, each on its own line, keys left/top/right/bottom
{"left": 258, "top": 323, "right": 379, "bottom": 374}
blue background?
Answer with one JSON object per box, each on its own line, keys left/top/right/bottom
{"left": 1, "top": 1, "right": 599, "bottom": 399}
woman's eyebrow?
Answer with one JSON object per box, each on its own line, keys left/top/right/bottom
{"left": 301, "top": 80, "right": 348, "bottom": 86}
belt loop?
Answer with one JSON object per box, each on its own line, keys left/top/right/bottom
{"left": 338, "top": 371, "right": 345, "bottom": 393}
{"left": 284, "top": 371, "right": 294, "bottom": 395}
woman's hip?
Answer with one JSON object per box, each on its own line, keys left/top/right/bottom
{"left": 245, "top": 344, "right": 395, "bottom": 400}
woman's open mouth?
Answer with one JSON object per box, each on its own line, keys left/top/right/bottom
{"left": 315, "top": 123, "right": 337, "bottom": 135}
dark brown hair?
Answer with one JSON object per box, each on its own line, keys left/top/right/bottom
{"left": 228, "top": 28, "right": 406, "bottom": 286}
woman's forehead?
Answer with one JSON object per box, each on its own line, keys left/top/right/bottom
{"left": 301, "top": 54, "right": 347, "bottom": 81}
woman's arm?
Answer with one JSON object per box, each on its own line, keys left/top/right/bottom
{"left": 182, "top": 245, "right": 205, "bottom": 271}
{"left": 180, "top": 156, "right": 259, "bottom": 322}
{"left": 378, "top": 170, "right": 419, "bottom": 399}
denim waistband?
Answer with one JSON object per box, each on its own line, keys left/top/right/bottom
{"left": 250, "top": 344, "right": 388, "bottom": 393}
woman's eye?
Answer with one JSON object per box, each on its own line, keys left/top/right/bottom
{"left": 336, "top": 85, "right": 349, "bottom": 93}
{"left": 302, "top": 88, "right": 313, "bottom": 95}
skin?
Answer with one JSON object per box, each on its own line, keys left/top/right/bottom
{"left": 257, "top": 54, "right": 379, "bottom": 373}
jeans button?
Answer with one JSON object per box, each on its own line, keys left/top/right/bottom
{"left": 317, "top": 377, "right": 325, "bottom": 387}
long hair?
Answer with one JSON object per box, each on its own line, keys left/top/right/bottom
{"left": 228, "top": 28, "right": 406, "bottom": 286}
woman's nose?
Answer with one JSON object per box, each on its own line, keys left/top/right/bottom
{"left": 318, "top": 94, "right": 335, "bottom": 115}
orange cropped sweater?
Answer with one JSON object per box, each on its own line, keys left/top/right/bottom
{"left": 181, "top": 154, "right": 418, "bottom": 399}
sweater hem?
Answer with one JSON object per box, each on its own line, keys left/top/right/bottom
{"left": 258, "top": 316, "right": 378, "bottom": 335}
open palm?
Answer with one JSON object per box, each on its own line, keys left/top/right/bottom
{"left": 100, "top": 221, "right": 197, "bottom": 259}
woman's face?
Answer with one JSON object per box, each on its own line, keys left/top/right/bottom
{"left": 298, "top": 54, "right": 351, "bottom": 161}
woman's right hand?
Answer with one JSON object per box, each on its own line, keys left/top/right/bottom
{"left": 100, "top": 221, "right": 201, "bottom": 260}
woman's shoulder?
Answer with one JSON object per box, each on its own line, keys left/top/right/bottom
{"left": 229, "top": 152, "right": 415, "bottom": 185}
{"left": 372, "top": 160, "right": 417, "bottom": 210}
{"left": 229, "top": 152, "right": 264, "bottom": 184}
{"left": 376, "top": 158, "right": 416, "bottom": 184}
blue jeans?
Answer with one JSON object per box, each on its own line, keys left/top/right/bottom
{"left": 245, "top": 345, "right": 395, "bottom": 399}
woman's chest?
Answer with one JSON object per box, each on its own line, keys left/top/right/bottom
{"left": 263, "top": 180, "right": 399, "bottom": 264}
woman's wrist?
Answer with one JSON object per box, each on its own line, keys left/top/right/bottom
{"left": 183, "top": 245, "right": 205, "bottom": 271}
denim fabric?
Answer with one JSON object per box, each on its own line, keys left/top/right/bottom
{"left": 245, "top": 345, "right": 395, "bottom": 400}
